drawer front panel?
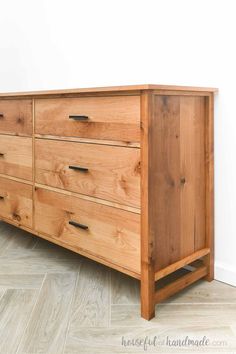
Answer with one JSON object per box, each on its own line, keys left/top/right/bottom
{"left": 35, "top": 96, "right": 140, "bottom": 142}
{"left": 0, "top": 177, "right": 33, "bottom": 227}
{"left": 0, "top": 99, "right": 32, "bottom": 136}
{"left": 35, "top": 188, "right": 140, "bottom": 273}
{"left": 0, "top": 135, "right": 33, "bottom": 180}
{"left": 35, "top": 139, "right": 140, "bottom": 207}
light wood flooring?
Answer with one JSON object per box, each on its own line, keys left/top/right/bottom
{"left": 0, "top": 221, "right": 235, "bottom": 353}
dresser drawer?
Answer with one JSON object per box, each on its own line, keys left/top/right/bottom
{"left": 35, "top": 188, "right": 140, "bottom": 273}
{"left": 35, "top": 96, "right": 140, "bottom": 142}
{"left": 35, "top": 139, "right": 140, "bottom": 207}
{"left": 0, "top": 177, "right": 32, "bottom": 227}
{"left": 0, "top": 99, "right": 32, "bottom": 136}
{"left": 0, "top": 135, "right": 32, "bottom": 180}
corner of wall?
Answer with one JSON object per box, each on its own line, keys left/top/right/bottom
{"left": 215, "top": 262, "right": 236, "bottom": 287}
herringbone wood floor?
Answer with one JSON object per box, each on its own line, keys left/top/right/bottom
{"left": 0, "top": 221, "right": 235, "bottom": 353}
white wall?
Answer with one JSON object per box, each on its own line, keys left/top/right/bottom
{"left": 0, "top": 0, "right": 235, "bottom": 285}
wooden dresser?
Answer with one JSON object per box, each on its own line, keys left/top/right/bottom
{"left": 0, "top": 84, "right": 217, "bottom": 320}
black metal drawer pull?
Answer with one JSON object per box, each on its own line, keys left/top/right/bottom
{"left": 0, "top": 153, "right": 5, "bottom": 157}
{"left": 69, "top": 115, "right": 89, "bottom": 121}
{"left": 0, "top": 113, "right": 4, "bottom": 118}
{"left": 69, "top": 220, "right": 88, "bottom": 230}
{"left": 69, "top": 165, "right": 88, "bottom": 172}
{"left": 0, "top": 196, "right": 4, "bottom": 200}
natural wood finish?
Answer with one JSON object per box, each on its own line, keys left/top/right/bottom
{"left": 35, "top": 139, "right": 140, "bottom": 207}
{"left": 32, "top": 98, "right": 36, "bottom": 231}
{"left": 0, "top": 84, "right": 217, "bottom": 98}
{"left": 153, "top": 90, "right": 213, "bottom": 97}
{"left": 0, "top": 135, "right": 32, "bottom": 180}
{"left": 155, "top": 265, "right": 208, "bottom": 303}
{"left": 0, "top": 215, "right": 141, "bottom": 279}
{"left": 204, "top": 94, "right": 215, "bottom": 281}
{"left": 180, "top": 96, "right": 206, "bottom": 254}
{"left": 152, "top": 95, "right": 206, "bottom": 271}
{"left": 155, "top": 248, "right": 210, "bottom": 281}
{"left": 35, "top": 182, "right": 140, "bottom": 214}
{"left": 0, "top": 99, "right": 32, "bottom": 136}
{"left": 0, "top": 84, "right": 216, "bottom": 321}
{"left": 140, "top": 91, "right": 155, "bottom": 320}
{"left": 0, "top": 177, "right": 32, "bottom": 228}
{"left": 0, "top": 174, "right": 33, "bottom": 185}
{"left": 152, "top": 95, "right": 181, "bottom": 270}
{"left": 35, "top": 96, "right": 140, "bottom": 142}
{"left": 35, "top": 134, "right": 140, "bottom": 148}
{"left": 193, "top": 97, "right": 206, "bottom": 251}
{"left": 34, "top": 187, "right": 140, "bottom": 274}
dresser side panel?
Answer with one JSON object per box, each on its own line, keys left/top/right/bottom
{"left": 151, "top": 95, "right": 206, "bottom": 271}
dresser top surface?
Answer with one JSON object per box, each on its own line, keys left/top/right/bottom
{"left": 0, "top": 84, "right": 218, "bottom": 98}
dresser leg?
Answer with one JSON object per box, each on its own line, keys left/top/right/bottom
{"left": 204, "top": 253, "right": 214, "bottom": 282}
{"left": 140, "top": 264, "right": 155, "bottom": 320}
{"left": 141, "top": 303, "right": 155, "bottom": 320}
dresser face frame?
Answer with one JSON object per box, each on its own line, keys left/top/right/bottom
{"left": 0, "top": 84, "right": 216, "bottom": 320}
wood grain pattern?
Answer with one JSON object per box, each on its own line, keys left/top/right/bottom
{"left": 35, "top": 182, "right": 140, "bottom": 214}
{"left": 35, "top": 134, "right": 140, "bottom": 148}
{"left": 0, "top": 99, "right": 32, "bottom": 136}
{"left": 110, "top": 303, "right": 236, "bottom": 328}
{"left": 0, "top": 173, "right": 33, "bottom": 185}
{"left": 0, "top": 222, "right": 232, "bottom": 354}
{"left": 35, "top": 139, "right": 140, "bottom": 207}
{"left": 152, "top": 95, "right": 206, "bottom": 271}
{"left": 0, "top": 84, "right": 217, "bottom": 98}
{"left": 0, "top": 247, "right": 80, "bottom": 274}
{"left": 155, "top": 265, "right": 207, "bottom": 303}
{"left": 0, "top": 85, "right": 216, "bottom": 321}
{"left": 180, "top": 97, "right": 196, "bottom": 257}
{"left": 0, "top": 217, "right": 141, "bottom": 279}
{"left": 193, "top": 97, "right": 206, "bottom": 251}
{"left": 152, "top": 95, "right": 181, "bottom": 271}
{"left": 35, "top": 96, "right": 140, "bottom": 142}
{"left": 204, "top": 94, "right": 215, "bottom": 281}
{"left": 154, "top": 248, "right": 210, "bottom": 281}
{"left": 35, "top": 187, "right": 141, "bottom": 274}
{"left": 0, "top": 135, "right": 32, "bottom": 180}
{"left": 0, "top": 177, "right": 32, "bottom": 228}
{"left": 111, "top": 271, "right": 140, "bottom": 305}
{"left": 65, "top": 325, "right": 234, "bottom": 353}
{"left": 140, "top": 91, "right": 155, "bottom": 320}
{"left": 179, "top": 97, "right": 206, "bottom": 256}
{"left": 69, "top": 260, "right": 110, "bottom": 328}
{"left": 0, "top": 289, "right": 37, "bottom": 353}
{"left": 182, "top": 96, "right": 206, "bottom": 254}
{"left": 0, "top": 274, "right": 44, "bottom": 290}
{"left": 18, "top": 273, "right": 77, "bottom": 354}
{"left": 167, "top": 278, "right": 236, "bottom": 304}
